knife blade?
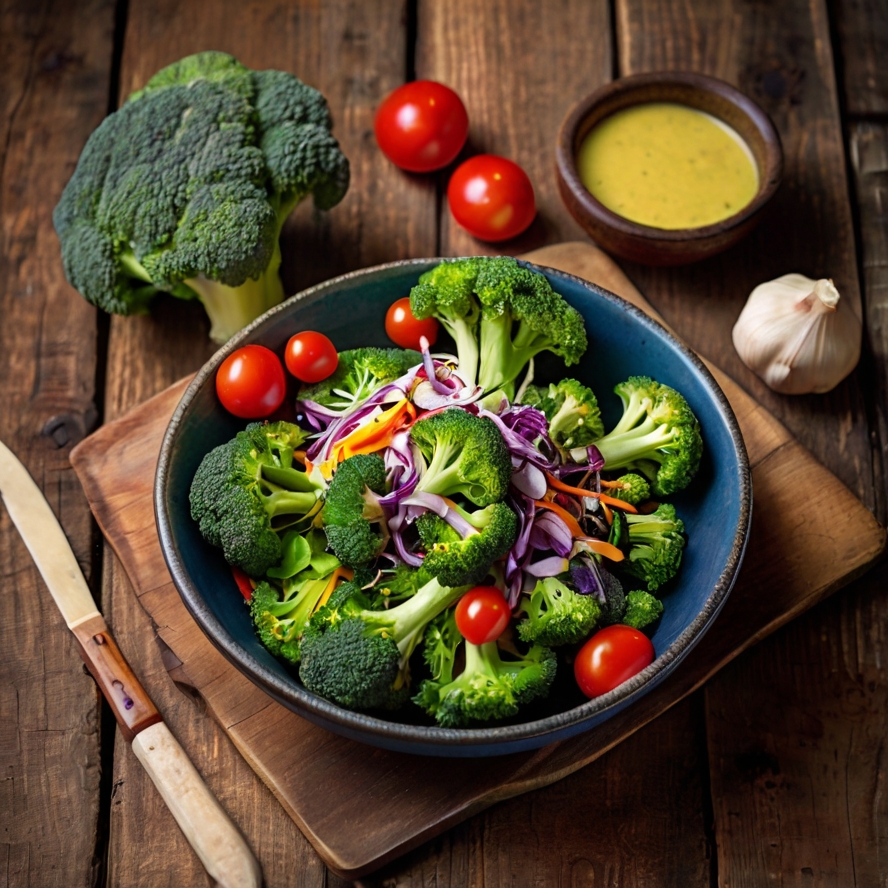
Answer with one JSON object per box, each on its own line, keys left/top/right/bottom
{"left": 0, "top": 439, "right": 261, "bottom": 888}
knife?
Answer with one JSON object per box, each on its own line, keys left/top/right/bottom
{"left": 0, "top": 439, "right": 262, "bottom": 888}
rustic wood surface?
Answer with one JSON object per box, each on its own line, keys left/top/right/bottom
{"left": 1, "top": 0, "right": 886, "bottom": 885}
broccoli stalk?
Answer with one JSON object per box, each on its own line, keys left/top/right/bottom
{"left": 624, "top": 503, "right": 686, "bottom": 592}
{"left": 299, "top": 575, "right": 468, "bottom": 711}
{"left": 575, "top": 376, "right": 703, "bottom": 496}
{"left": 516, "top": 575, "right": 602, "bottom": 647}
{"left": 53, "top": 51, "right": 349, "bottom": 344}
{"left": 189, "top": 421, "right": 321, "bottom": 576}
{"left": 409, "top": 257, "right": 587, "bottom": 398}
{"left": 410, "top": 408, "right": 513, "bottom": 507}
{"left": 413, "top": 637, "right": 557, "bottom": 727}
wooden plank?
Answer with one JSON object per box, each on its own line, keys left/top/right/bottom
{"left": 0, "top": 2, "right": 114, "bottom": 885}
{"left": 414, "top": 2, "right": 713, "bottom": 883}
{"left": 615, "top": 0, "right": 874, "bottom": 509}
{"left": 849, "top": 122, "right": 888, "bottom": 522}
{"left": 102, "top": 1, "right": 436, "bottom": 885}
{"left": 612, "top": 2, "right": 884, "bottom": 886}
{"left": 832, "top": 0, "right": 888, "bottom": 116}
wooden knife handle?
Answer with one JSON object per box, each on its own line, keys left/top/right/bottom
{"left": 132, "top": 722, "right": 262, "bottom": 888}
{"left": 72, "top": 614, "right": 162, "bottom": 741}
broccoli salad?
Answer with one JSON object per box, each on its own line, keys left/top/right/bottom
{"left": 189, "top": 256, "right": 703, "bottom": 728}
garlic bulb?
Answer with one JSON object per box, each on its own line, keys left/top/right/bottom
{"left": 731, "top": 273, "right": 862, "bottom": 394}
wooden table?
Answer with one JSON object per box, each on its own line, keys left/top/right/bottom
{"left": 2, "top": 1, "right": 886, "bottom": 885}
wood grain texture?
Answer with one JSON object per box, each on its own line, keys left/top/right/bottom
{"left": 69, "top": 241, "right": 886, "bottom": 880}
{"left": 100, "top": 1, "right": 436, "bottom": 885}
{"left": 0, "top": 1, "right": 113, "bottom": 885}
{"left": 417, "top": 0, "right": 610, "bottom": 256}
{"left": 833, "top": 0, "right": 888, "bottom": 116}
{"left": 615, "top": 0, "right": 874, "bottom": 510}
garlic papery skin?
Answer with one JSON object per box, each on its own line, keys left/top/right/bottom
{"left": 731, "top": 273, "right": 862, "bottom": 395}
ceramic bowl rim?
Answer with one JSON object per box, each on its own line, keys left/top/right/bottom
{"left": 154, "top": 256, "right": 752, "bottom": 755}
{"left": 555, "top": 70, "right": 784, "bottom": 243}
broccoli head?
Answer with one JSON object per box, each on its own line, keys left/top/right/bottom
{"left": 410, "top": 408, "right": 512, "bottom": 506}
{"left": 54, "top": 51, "right": 349, "bottom": 343}
{"left": 409, "top": 257, "right": 588, "bottom": 397}
{"left": 516, "top": 575, "right": 602, "bottom": 647}
{"left": 321, "top": 453, "right": 389, "bottom": 567}
{"left": 579, "top": 376, "right": 703, "bottom": 496}
{"left": 605, "top": 473, "right": 651, "bottom": 506}
{"left": 416, "top": 501, "right": 518, "bottom": 587}
{"left": 519, "top": 377, "right": 603, "bottom": 450}
{"left": 297, "top": 347, "right": 421, "bottom": 415}
{"left": 299, "top": 575, "right": 467, "bottom": 711}
{"left": 413, "top": 638, "right": 557, "bottom": 727}
{"left": 624, "top": 503, "right": 686, "bottom": 592}
{"left": 622, "top": 590, "right": 664, "bottom": 630}
{"left": 189, "top": 421, "right": 321, "bottom": 576}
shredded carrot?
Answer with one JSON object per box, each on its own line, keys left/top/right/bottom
{"left": 333, "top": 398, "right": 416, "bottom": 462}
{"left": 601, "top": 500, "right": 614, "bottom": 525}
{"left": 544, "top": 472, "right": 638, "bottom": 513}
{"left": 533, "top": 499, "right": 625, "bottom": 562}
{"left": 576, "top": 538, "right": 625, "bottom": 562}
{"left": 314, "top": 565, "right": 355, "bottom": 613}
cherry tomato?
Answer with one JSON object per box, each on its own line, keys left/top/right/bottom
{"left": 374, "top": 80, "right": 469, "bottom": 172}
{"left": 285, "top": 331, "right": 339, "bottom": 383}
{"left": 215, "top": 344, "right": 286, "bottom": 419}
{"left": 447, "top": 154, "right": 536, "bottom": 242}
{"left": 573, "top": 625, "right": 655, "bottom": 699}
{"left": 455, "top": 586, "right": 511, "bottom": 645}
{"left": 385, "top": 297, "right": 439, "bottom": 349}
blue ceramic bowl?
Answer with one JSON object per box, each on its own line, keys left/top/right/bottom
{"left": 155, "top": 258, "right": 751, "bottom": 757}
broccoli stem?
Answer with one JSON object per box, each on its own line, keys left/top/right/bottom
{"left": 594, "top": 422, "right": 676, "bottom": 468}
{"left": 444, "top": 318, "right": 480, "bottom": 387}
{"left": 262, "top": 489, "right": 320, "bottom": 518}
{"left": 416, "top": 441, "right": 466, "bottom": 496}
{"left": 185, "top": 241, "right": 285, "bottom": 343}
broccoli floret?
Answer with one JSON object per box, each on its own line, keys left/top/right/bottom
{"left": 622, "top": 590, "right": 664, "bottom": 630}
{"left": 624, "top": 503, "right": 686, "bottom": 592}
{"left": 297, "top": 347, "right": 421, "bottom": 414}
{"left": 519, "top": 378, "right": 603, "bottom": 450}
{"left": 410, "top": 408, "right": 512, "bottom": 506}
{"left": 416, "top": 501, "right": 518, "bottom": 587}
{"left": 53, "top": 51, "right": 349, "bottom": 344}
{"left": 516, "top": 575, "right": 602, "bottom": 647}
{"left": 578, "top": 377, "right": 703, "bottom": 496}
{"left": 409, "top": 257, "right": 587, "bottom": 397}
{"left": 248, "top": 542, "right": 343, "bottom": 664}
{"left": 606, "top": 473, "right": 651, "bottom": 506}
{"left": 364, "top": 563, "right": 435, "bottom": 609}
{"left": 410, "top": 259, "right": 484, "bottom": 385}
{"left": 321, "top": 453, "right": 388, "bottom": 567}
{"left": 413, "top": 638, "right": 557, "bottom": 727}
{"left": 189, "top": 421, "right": 321, "bottom": 576}
{"left": 299, "top": 575, "right": 466, "bottom": 711}
{"left": 474, "top": 258, "right": 588, "bottom": 396}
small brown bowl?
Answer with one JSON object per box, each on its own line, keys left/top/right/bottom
{"left": 556, "top": 71, "right": 783, "bottom": 265}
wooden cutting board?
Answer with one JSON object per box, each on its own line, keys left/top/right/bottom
{"left": 70, "top": 242, "right": 886, "bottom": 880}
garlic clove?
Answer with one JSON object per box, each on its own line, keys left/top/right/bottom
{"left": 731, "top": 273, "right": 862, "bottom": 395}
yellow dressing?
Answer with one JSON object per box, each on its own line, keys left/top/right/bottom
{"left": 577, "top": 102, "right": 759, "bottom": 230}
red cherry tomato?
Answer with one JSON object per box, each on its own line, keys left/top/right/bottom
{"left": 374, "top": 80, "right": 469, "bottom": 172}
{"left": 215, "top": 344, "right": 286, "bottom": 419}
{"left": 447, "top": 154, "right": 536, "bottom": 242}
{"left": 454, "top": 586, "right": 511, "bottom": 645}
{"left": 573, "top": 625, "right": 655, "bottom": 699}
{"left": 385, "top": 297, "right": 439, "bottom": 349}
{"left": 284, "top": 331, "right": 339, "bottom": 383}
